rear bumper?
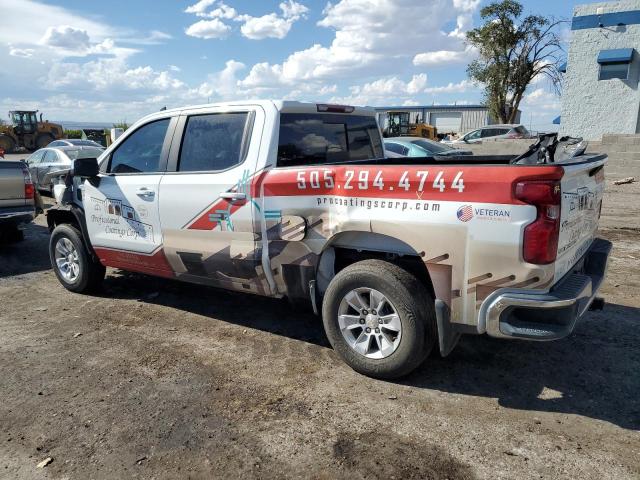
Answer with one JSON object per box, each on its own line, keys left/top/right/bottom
{"left": 480, "top": 238, "right": 612, "bottom": 340}
{"left": 0, "top": 206, "right": 35, "bottom": 225}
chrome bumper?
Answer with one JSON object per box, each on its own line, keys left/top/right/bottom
{"left": 480, "top": 238, "right": 612, "bottom": 340}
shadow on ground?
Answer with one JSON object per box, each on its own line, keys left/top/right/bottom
{"left": 2, "top": 216, "right": 638, "bottom": 432}
{"left": 0, "top": 222, "right": 51, "bottom": 278}
{"left": 98, "top": 270, "right": 640, "bottom": 432}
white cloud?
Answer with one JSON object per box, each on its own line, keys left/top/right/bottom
{"left": 44, "top": 56, "right": 185, "bottom": 95}
{"left": 185, "top": 18, "right": 231, "bottom": 39}
{"left": 239, "top": 0, "right": 477, "bottom": 91}
{"left": 206, "top": 2, "right": 238, "bottom": 19}
{"left": 40, "top": 25, "right": 91, "bottom": 51}
{"left": 0, "top": 0, "right": 115, "bottom": 47}
{"left": 413, "top": 45, "right": 477, "bottom": 67}
{"left": 425, "top": 79, "right": 477, "bottom": 94}
{"left": 239, "top": 1, "right": 309, "bottom": 40}
{"left": 168, "top": 65, "right": 181, "bottom": 72}
{"left": 9, "top": 47, "right": 35, "bottom": 58}
{"left": 185, "top": 0, "right": 218, "bottom": 16}
{"left": 188, "top": 60, "right": 247, "bottom": 100}
{"left": 329, "top": 74, "right": 429, "bottom": 106}
{"left": 522, "top": 88, "right": 560, "bottom": 111}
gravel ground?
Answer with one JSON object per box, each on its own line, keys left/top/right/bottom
{"left": 0, "top": 195, "right": 638, "bottom": 480}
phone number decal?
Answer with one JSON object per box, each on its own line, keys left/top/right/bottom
{"left": 295, "top": 169, "right": 465, "bottom": 193}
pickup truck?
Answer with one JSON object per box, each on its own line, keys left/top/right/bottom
{"left": 46, "top": 101, "right": 612, "bottom": 379}
{"left": 0, "top": 159, "right": 35, "bottom": 242}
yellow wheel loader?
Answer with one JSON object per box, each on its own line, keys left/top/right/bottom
{"left": 0, "top": 111, "right": 64, "bottom": 153}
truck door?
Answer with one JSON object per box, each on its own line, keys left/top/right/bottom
{"left": 82, "top": 116, "right": 178, "bottom": 278}
{"left": 158, "top": 106, "right": 267, "bottom": 293}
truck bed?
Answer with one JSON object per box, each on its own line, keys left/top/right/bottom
{"left": 319, "top": 153, "right": 607, "bottom": 167}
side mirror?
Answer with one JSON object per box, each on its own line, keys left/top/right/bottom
{"left": 71, "top": 157, "right": 99, "bottom": 178}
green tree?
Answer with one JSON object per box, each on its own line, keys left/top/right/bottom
{"left": 466, "top": 0, "right": 564, "bottom": 124}
{"left": 64, "top": 129, "right": 82, "bottom": 139}
{"left": 113, "top": 121, "right": 129, "bottom": 131}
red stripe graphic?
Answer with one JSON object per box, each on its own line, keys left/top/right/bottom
{"left": 261, "top": 165, "right": 564, "bottom": 205}
{"left": 95, "top": 247, "right": 174, "bottom": 278}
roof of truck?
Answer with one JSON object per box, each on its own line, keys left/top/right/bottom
{"left": 137, "top": 100, "right": 375, "bottom": 122}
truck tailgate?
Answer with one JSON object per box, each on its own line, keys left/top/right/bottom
{"left": 556, "top": 156, "right": 607, "bottom": 281}
{"left": 0, "top": 161, "right": 27, "bottom": 208}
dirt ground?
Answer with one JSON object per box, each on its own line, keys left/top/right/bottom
{"left": 0, "top": 193, "right": 639, "bottom": 479}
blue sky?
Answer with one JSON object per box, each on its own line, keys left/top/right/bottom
{"left": 0, "top": 0, "right": 581, "bottom": 130}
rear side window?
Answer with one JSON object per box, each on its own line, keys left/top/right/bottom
{"left": 385, "top": 142, "right": 405, "bottom": 154}
{"left": 43, "top": 150, "right": 58, "bottom": 162}
{"left": 513, "top": 126, "right": 529, "bottom": 135}
{"left": 109, "top": 118, "right": 170, "bottom": 174}
{"left": 27, "top": 150, "right": 45, "bottom": 164}
{"left": 178, "top": 113, "right": 249, "bottom": 172}
{"left": 277, "top": 113, "right": 383, "bottom": 167}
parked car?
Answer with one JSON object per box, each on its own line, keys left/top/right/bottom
{"left": 0, "top": 159, "right": 35, "bottom": 242}
{"left": 47, "top": 139, "right": 104, "bottom": 148}
{"left": 23, "top": 146, "right": 104, "bottom": 192}
{"left": 46, "top": 100, "right": 610, "bottom": 380}
{"left": 385, "top": 137, "right": 473, "bottom": 157}
{"left": 443, "top": 124, "right": 532, "bottom": 145}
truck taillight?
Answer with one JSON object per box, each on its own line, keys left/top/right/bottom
{"left": 515, "top": 180, "right": 561, "bottom": 264}
{"left": 22, "top": 166, "right": 34, "bottom": 200}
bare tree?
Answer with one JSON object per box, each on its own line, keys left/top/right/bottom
{"left": 466, "top": 0, "right": 564, "bottom": 124}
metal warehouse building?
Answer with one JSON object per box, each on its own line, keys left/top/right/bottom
{"left": 560, "top": 0, "right": 640, "bottom": 140}
{"left": 374, "top": 105, "right": 520, "bottom": 136}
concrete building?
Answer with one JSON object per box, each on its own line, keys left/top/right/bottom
{"left": 374, "top": 105, "right": 520, "bottom": 137}
{"left": 560, "top": 0, "right": 640, "bottom": 140}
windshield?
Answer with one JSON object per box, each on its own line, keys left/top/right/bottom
{"left": 69, "top": 140, "right": 101, "bottom": 146}
{"left": 277, "top": 113, "right": 384, "bottom": 167}
{"left": 65, "top": 147, "right": 104, "bottom": 160}
{"left": 410, "top": 139, "right": 453, "bottom": 154}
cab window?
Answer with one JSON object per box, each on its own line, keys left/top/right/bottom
{"left": 108, "top": 118, "right": 170, "bottom": 174}
{"left": 178, "top": 113, "right": 249, "bottom": 172}
{"left": 277, "top": 113, "right": 384, "bottom": 167}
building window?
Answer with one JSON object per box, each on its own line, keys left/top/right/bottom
{"left": 597, "top": 48, "right": 634, "bottom": 81}
{"left": 599, "top": 62, "right": 630, "bottom": 80}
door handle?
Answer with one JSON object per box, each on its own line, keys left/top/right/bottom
{"left": 136, "top": 187, "right": 155, "bottom": 198}
{"left": 220, "top": 192, "right": 246, "bottom": 201}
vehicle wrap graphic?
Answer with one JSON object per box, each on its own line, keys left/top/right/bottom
{"left": 90, "top": 163, "right": 581, "bottom": 327}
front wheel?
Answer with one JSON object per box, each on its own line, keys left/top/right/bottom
{"left": 322, "top": 259, "right": 437, "bottom": 379}
{"left": 49, "top": 224, "right": 105, "bottom": 293}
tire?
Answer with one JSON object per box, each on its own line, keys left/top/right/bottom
{"left": 322, "top": 259, "right": 437, "bottom": 379}
{"left": 36, "top": 134, "right": 54, "bottom": 149}
{"left": 0, "top": 135, "right": 16, "bottom": 153}
{"left": 49, "top": 224, "right": 105, "bottom": 293}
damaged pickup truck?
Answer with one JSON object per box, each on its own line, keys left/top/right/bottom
{"left": 46, "top": 101, "right": 611, "bottom": 379}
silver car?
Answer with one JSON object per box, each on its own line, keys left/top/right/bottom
{"left": 47, "top": 139, "right": 104, "bottom": 148}
{"left": 445, "top": 124, "right": 532, "bottom": 145}
{"left": 23, "top": 146, "right": 104, "bottom": 192}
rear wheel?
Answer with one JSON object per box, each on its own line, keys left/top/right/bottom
{"left": 322, "top": 259, "right": 437, "bottom": 379}
{"left": 49, "top": 224, "right": 105, "bottom": 293}
{"left": 0, "top": 135, "right": 16, "bottom": 153}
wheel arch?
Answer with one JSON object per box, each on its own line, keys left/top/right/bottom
{"left": 315, "top": 231, "right": 436, "bottom": 300}
{"left": 46, "top": 205, "right": 98, "bottom": 262}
